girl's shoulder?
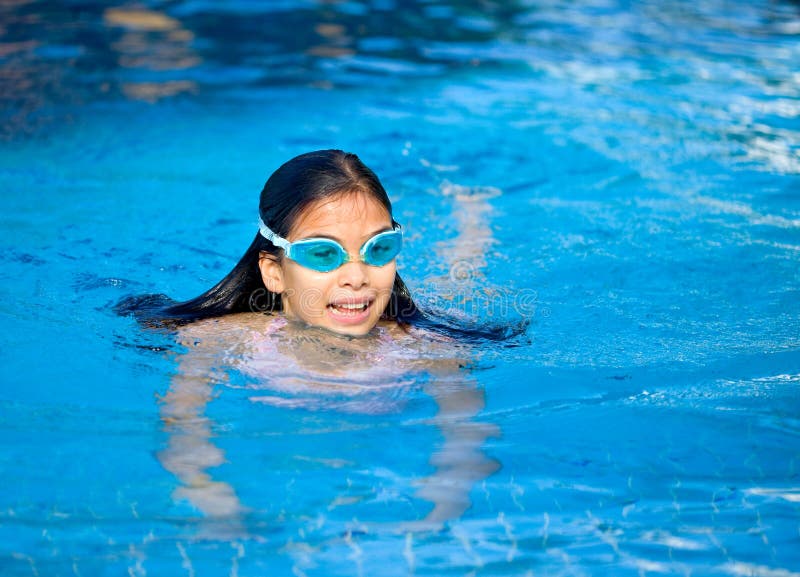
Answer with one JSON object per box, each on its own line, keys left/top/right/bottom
{"left": 177, "top": 312, "right": 283, "bottom": 348}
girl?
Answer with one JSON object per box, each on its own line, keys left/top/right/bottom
{"left": 118, "top": 148, "right": 514, "bottom": 340}
{"left": 118, "top": 149, "right": 516, "bottom": 532}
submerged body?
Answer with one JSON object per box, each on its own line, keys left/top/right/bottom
{"left": 159, "top": 311, "right": 500, "bottom": 531}
{"left": 180, "top": 312, "right": 459, "bottom": 408}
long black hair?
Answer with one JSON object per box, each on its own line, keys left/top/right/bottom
{"left": 116, "top": 150, "right": 420, "bottom": 327}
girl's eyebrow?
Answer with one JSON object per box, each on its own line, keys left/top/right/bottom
{"left": 297, "top": 225, "right": 393, "bottom": 243}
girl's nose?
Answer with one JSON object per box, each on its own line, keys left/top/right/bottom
{"left": 337, "top": 260, "right": 369, "bottom": 288}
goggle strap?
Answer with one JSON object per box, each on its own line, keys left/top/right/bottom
{"left": 258, "top": 217, "right": 291, "bottom": 252}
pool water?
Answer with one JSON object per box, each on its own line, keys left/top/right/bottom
{"left": 1, "top": 1, "right": 799, "bottom": 575}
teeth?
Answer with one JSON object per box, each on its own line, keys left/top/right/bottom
{"left": 332, "top": 302, "right": 368, "bottom": 311}
{"left": 337, "top": 303, "right": 367, "bottom": 310}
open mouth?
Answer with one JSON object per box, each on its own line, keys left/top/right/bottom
{"left": 327, "top": 298, "right": 374, "bottom": 324}
{"left": 329, "top": 302, "right": 370, "bottom": 314}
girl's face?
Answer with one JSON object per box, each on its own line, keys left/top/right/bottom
{"left": 258, "top": 191, "right": 398, "bottom": 336}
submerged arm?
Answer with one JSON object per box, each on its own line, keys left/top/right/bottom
{"left": 416, "top": 370, "right": 500, "bottom": 525}
{"left": 158, "top": 319, "right": 247, "bottom": 526}
{"left": 436, "top": 183, "right": 498, "bottom": 292}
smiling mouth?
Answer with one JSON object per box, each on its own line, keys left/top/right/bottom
{"left": 328, "top": 301, "right": 371, "bottom": 314}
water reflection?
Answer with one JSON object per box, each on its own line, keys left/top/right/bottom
{"left": 2, "top": 0, "right": 799, "bottom": 141}
{"left": 0, "top": 0, "right": 532, "bottom": 134}
{"left": 103, "top": 6, "right": 200, "bottom": 102}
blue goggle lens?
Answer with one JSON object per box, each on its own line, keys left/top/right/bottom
{"left": 290, "top": 240, "right": 345, "bottom": 272}
{"left": 361, "top": 230, "right": 402, "bottom": 267}
{"left": 287, "top": 229, "right": 402, "bottom": 272}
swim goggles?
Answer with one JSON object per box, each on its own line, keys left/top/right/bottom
{"left": 258, "top": 217, "right": 402, "bottom": 273}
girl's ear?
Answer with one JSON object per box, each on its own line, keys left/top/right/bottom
{"left": 258, "top": 254, "right": 285, "bottom": 294}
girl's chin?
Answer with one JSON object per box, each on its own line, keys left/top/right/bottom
{"left": 327, "top": 324, "right": 375, "bottom": 337}
{"left": 284, "top": 312, "right": 380, "bottom": 336}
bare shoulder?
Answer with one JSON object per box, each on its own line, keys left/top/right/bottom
{"left": 177, "top": 312, "right": 280, "bottom": 348}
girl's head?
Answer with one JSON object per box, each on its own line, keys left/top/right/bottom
{"left": 255, "top": 150, "right": 403, "bottom": 336}
{"left": 118, "top": 149, "right": 418, "bottom": 331}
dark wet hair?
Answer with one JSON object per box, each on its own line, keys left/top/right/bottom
{"left": 116, "top": 150, "right": 420, "bottom": 326}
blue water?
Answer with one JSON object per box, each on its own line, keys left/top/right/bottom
{"left": 1, "top": 1, "right": 799, "bottom": 575}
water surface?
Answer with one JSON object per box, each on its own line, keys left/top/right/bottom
{"left": 1, "top": 1, "right": 799, "bottom": 575}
